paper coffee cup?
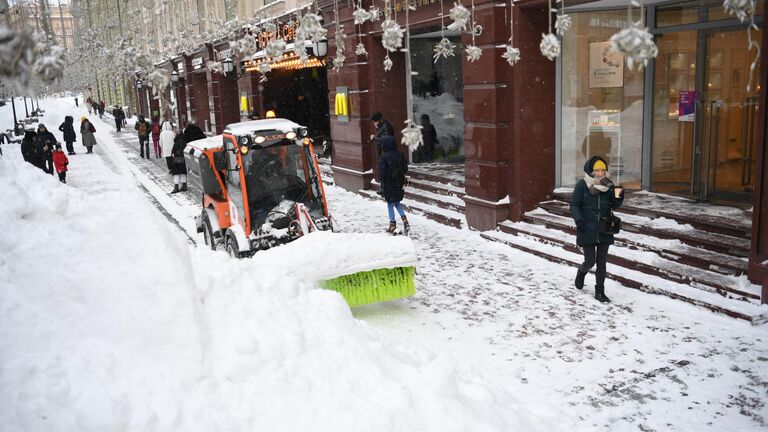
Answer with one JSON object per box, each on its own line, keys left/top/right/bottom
{"left": 614, "top": 185, "right": 623, "bottom": 198}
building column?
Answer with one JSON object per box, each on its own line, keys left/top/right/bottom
{"left": 148, "top": 91, "right": 160, "bottom": 121}
{"left": 750, "top": 25, "right": 768, "bottom": 301}
{"left": 503, "top": 3, "right": 556, "bottom": 222}
{"left": 185, "top": 56, "right": 210, "bottom": 130}
{"left": 209, "top": 71, "right": 240, "bottom": 134}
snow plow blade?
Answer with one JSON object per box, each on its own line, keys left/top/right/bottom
{"left": 251, "top": 231, "right": 417, "bottom": 307}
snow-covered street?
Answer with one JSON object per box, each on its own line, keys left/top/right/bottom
{"left": 1, "top": 98, "right": 768, "bottom": 431}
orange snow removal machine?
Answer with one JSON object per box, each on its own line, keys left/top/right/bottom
{"left": 185, "top": 119, "right": 416, "bottom": 307}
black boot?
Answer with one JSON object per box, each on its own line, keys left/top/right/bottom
{"left": 595, "top": 285, "right": 610, "bottom": 303}
{"left": 386, "top": 221, "right": 396, "bottom": 234}
{"left": 180, "top": 182, "right": 188, "bottom": 192}
{"left": 401, "top": 216, "right": 410, "bottom": 235}
{"left": 171, "top": 184, "right": 180, "bottom": 194}
{"left": 575, "top": 269, "right": 586, "bottom": 290}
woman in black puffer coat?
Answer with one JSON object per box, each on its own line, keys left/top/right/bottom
{"left": 378, "top": 136, "right": 410, "bottom": 235}
{"left": 58, "top": 116, "right": 77, "bottom": 155}
{"left": 169, "top": 133, "right": 188, "bottom": 194}
{"left": 570, "top": 156, "right": 624, "bottom": 303}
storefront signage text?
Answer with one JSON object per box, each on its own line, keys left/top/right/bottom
{"left": 588, "top": 41, "right": 624, "bottom": 89}
{"left": 191, "top": 57, "right": 204, "bottom": 70}
{"left": 217, "top": 49, "right": 232, "bottom": 61}
{"left": 257, "top": 22, "right": 298, "bottom": 49}
{"left": 394, "top": 0, "right": 438, "bottom": 11}
{"left": 678, "top": 91, "right": 697, "bottom": 122}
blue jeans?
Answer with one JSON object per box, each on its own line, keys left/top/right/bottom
{"left": 387, "top": 202, "right": 405, "bottom": 221}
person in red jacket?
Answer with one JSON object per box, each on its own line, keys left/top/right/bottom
{"left": 52, "top": 143, "right": 69, "bottom": 183}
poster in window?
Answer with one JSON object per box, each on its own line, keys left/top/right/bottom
{"left": 589, "top": 42, "right": 624, "bottom": 88}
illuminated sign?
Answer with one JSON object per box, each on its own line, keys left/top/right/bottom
{"left": 257, "top": 22, "right": 298, "bottom": 49}
{"left": 191, "top": 57, "right": 204, "bottom": 70}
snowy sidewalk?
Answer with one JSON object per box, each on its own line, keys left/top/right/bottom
{"left": 3, "top": 98, "right": 767, "bottom": 431}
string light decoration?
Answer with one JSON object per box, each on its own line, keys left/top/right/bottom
{"left": 501, "top": 0, "right": 520, "bottom": 66}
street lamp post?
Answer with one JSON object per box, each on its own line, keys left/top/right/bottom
{"left": 222, "top": 57, "right": 245, "bottom": 81}
{"left": 136, "top": 79, "right": 143, "bottom": 116}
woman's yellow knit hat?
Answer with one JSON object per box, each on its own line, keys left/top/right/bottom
{"left": 592, "top": 159, "right": 607, "bottom": 171}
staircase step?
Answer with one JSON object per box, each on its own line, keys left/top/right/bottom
{"left": 553, "top": 190, "right": 752, "bottom": 240}
{"left": 407, "top": 177, "right": 466, "bottom": 199}
{"left": 370, "top": 181, "right": 466, "bottom": 214}
{"left": 539, "top": 200, "right": 750, "bottom": 257}
{"left": 497, "top": 220, "right": 761, "bottom": 303}
{"left": 356, "top": 189, "right": 464, "bottom": 228}
{"left": 522, "top": 209, "right": 749, "bottom": 276}
{"left": 407, "top": 168, "right": 465, "bottom": 189}
{"left": 481, "top": 230, "right": 768, "bottom": 325}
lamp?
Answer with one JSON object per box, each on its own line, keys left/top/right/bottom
{"left": 171, "top": 70, "right": 179, "bottom": 84}
{"left": 136, "top": 79, "right": 143, "bottom": 89}
{"left": 310, "top": 39, "right": 328, "bottom": 57}
{"left": 222, "top": 56, "right": 245, "bottom": 81}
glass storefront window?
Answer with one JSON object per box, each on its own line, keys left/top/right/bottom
{"left": 409, "top": 30, "right": 464, "bottom": 163}
{"left": 560, "top": 10, "right": 644, "bottom": 188}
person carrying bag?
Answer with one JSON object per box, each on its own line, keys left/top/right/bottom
{"left": 570, "top": 156, "right": 624, "bottom": 303}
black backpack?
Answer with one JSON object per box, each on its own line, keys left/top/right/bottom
{"left": 385, "top": 157, "right": 405, "bottom": 188}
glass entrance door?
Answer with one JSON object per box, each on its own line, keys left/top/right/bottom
{"left": 651, "top": 26, "right": 762, "bottom": 203}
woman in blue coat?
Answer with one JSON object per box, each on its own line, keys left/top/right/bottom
{"left": 570, "top": 156, "right": 624, "bottom": 303}
{"left": 379, "top": 136, "right": 410, "bottom": 234}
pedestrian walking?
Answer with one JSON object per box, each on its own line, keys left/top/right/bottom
{"left": 170, "top": 129, "right": 188, "bottom": 193}
{"left": 52, "top": 143, "right": 69, "bottom": 183}
{"left": 134, "top": 116, "right": 151, "bottom": 158}
{"left": 74, "top": 97, "right": 79, "bottom": 107}
{"left": 570, "top": 156, "right": 625, "bottom": 303}
{"left": 151, "top": 117, "right": 162, "bottom": 158}
{"left": 58, "top": 116, "right": 77, "bottom": 155}
{"left": 112, "top": 106, "right": 125, "bottom": 132}
{"left": 86, "top": 96, "right": 93, "bottom": 115}
{"left": 369, "top": 112, "right": 394, "bottom": 160}
{"left": 159, "top": 121, "right": 175, "bottom": 171}
{"left": 379, "top": 135, "right": 410, "bottom": 235}
{"left": 97, "top": 101, "right": 105, "bottom": 119}
{"left": 80, "top": 116, "right": 97, "bottom": 154}
{"left": 20, "top": 130, "right": 43, "bottom": 169}
{"left": 37, "top": 124, "right": 56, "bottom": 175}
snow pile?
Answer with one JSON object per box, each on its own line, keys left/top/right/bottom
{"left": 0, "top": 152, "right": 563, "bottom": 431}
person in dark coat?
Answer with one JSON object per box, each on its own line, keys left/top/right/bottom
{"left": 74, "top": 97, "right": 78, "bottom": 107}
{"left": 169, "top": 133, "right": 188, "bottom": 193}
{"left": 135, "top": 116, "right": 151, "bottom": 158}
{"left": 570, "top": 156, "right": 625, "bottom": 303}
{"left": 419, "top": 114, "right": 437, "bottom": 163}
{"left": 369, "top": 112, "right": 394, "bottom": 160}
{"left": 379, "top": 135, "right": 410, "bottom": 235}
{"left": 183, "top": 122, "right": 206, "bottom": 143}
{"left": 58, "top": 116, "right": 77, "bottom": 155}
{"left": 20, "top": 131, "right": 43, "bottom": 169}
{"left": 97, "top": 101, "right": 105, "bottom": 118}
{"left": 37, "top": 124, "right": 56, "bottom": 175}
{"left": 112, "top": 106, "right": 125, "bottom": 132}
{"left": 80, "top": 116, "right": 97, "bottom": 153}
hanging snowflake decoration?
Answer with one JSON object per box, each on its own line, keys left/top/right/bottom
{"left": 447, "top": 3, "right": 471, "bottom": 32}
{"left": 353, "top": 6, "right": 371, "bottom": 25}
{"left": 333, "top": 53, "right": 346, "bottom": 71}
{"left": 369, "top": 5, "right": 381, "bottom": 21}
{"left": 355, "top": 42, "right": 368, "bottom": 56}
{"left": 146, "top": 68, "right": 171, "bottom": 96}
{"left": 501, "top": 45, "right": 521, "bottom": 66}
{"left": 381, "top": 19, "right": 404, "bottom": 52}
{"left": 383, "top": 55, "right": 393, "bottom": 71}
{"left": 539, "top": 33, "right": 560, "bottom": 60}
{"left": 207, "top": 60, "right": 224, "bottom": 74}
{"left": 265, "top": 38, "right": 286, "bottom": 58}
{"left": 297, "top": 13, "right": 327, "bottom": 42}
{"left": 722, "top": 0, "right": 753, "bottom": 23}
{"left": 464, "top": 45, "right": 482, "bottom": 62}
{"left": 555, "top": 14, "right": 572, "bottom": 35}
{"left": 432, "top": 37, "right": 456, "bottom": 63}
{"left": 610, "top": 21, "right": 658, "bottom": 70}
{"left": 401, "top": 120, "right": 424, "bottom": 152}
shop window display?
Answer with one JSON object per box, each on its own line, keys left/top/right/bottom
{"left": 409, "top": 30, "right": 464, "bottom": 163}
{"left": 560, "top": 10, "right": 644, "bottom": 188}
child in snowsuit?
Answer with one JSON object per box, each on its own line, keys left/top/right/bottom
{"left": 379, "top": 135, "right": 410, "bottom": 234}
{"left": 52, "top": 143, "right": 69, "bottom": 183}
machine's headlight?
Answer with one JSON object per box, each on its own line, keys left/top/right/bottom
{"left": 298, "top": 128, "right": 309, "bottom": 137}
{"left": 286, "top": 131, "right": 297, "bottom": 140}
{"left": 239, "top": 136, "right": 250, "bottom": 146}
{"left": 240, "top": 146, "right": 249, "bottom": 154}
{"left": 255, "top": 136, "right": 266, "bottom": 144}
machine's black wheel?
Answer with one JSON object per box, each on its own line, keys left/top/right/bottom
{"left": 201, "top": 211, "right": 217, "bottom": 251}
{"left": 226, "top": 234, "right": 240, "bottom": 259}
